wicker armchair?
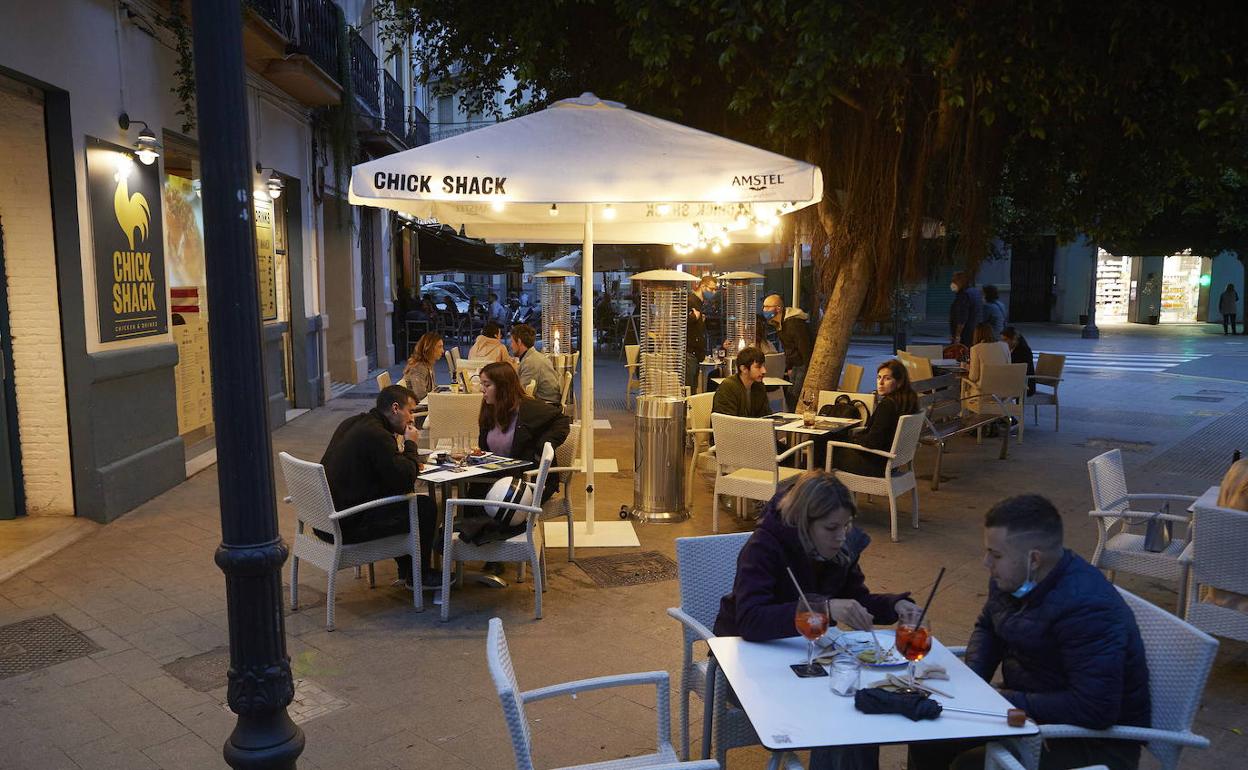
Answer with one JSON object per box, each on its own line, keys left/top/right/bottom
{"left": 825, "top": 412, "right": 924, "bottom": 542}
{"left": 1029, "top": 353, "right": 1065, "bottom": 429}
{"left": 425, "top": 392, "right": 484, "bottom": 450}
{"left": 1001, "top": 587, "right": 1216, "bottom": 770}
{"left": 666, "top": 533, "right": 755, "bottom": 765}
{"left": 710, "top": 414, "right": 811, "bottom": 534}
{"left": 487, "top": 618, "right": 719, "bottom": 770}
{"left": 1087, "top": 449, "right": 1197, "bottom": 616}
{"left": 625, "top": 344, "right": 642, "bottom": 409}
{"left": 684, "top": 393, "right": 716, "bottom": 511}
{"left": 279, "top": 452, "right": 424, "bottom": 630}
{"left": 524, "top": 425, "right": 581, "bottom": 562}
{"left": 439, "top": 444, "right": 554, "bottom": 621}
{"left": 1183, "top": 503, "right": 1248, "bottom": 642}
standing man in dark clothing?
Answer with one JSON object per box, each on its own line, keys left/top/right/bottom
{"left": 1220, "top": 283, "right": 1240, "bottom": 335}
{"left": 712, "top": 346, "right": 770, "bottom": 418}
{"left": 319, "top": 385, "right": 439, "bottom": 589}
{"left": 1001, "top": 327, "right": 1036, "bottom": 396}
{"left": 910, "top": 495, "right": 1150, "bottom": 770}
{"left": 948, "top": 271, "right": 984, "bottom": 348}
{"left": 687, "top": 274, "right": 718, "bottom": 392}
{"left": 762, "top": 294, "right": 814, "bottom": 410}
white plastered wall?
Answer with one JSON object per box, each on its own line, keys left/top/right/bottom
{"left": 0, "top": 82, "right": 75, "bottom": 515}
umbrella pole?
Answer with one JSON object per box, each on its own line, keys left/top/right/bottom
{"left": 792, "top": 241, "right": 801, "bottom": 309}
{"left": 581, "top": 204, "right": 596, "bottom": 534}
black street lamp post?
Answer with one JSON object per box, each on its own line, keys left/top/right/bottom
{"left": 191, "top": 1, "right": 305, "bottom": 767}
{"left": 1082, "top": 244, "right": 1100, "bottom": 339}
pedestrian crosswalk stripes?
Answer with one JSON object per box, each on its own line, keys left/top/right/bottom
{"left": 1035, "top": 350, "right": 1206, "bottom": 374}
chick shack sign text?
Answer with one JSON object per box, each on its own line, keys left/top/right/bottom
{"left": 86, "top": 137, "right": 169, "bottom": 342}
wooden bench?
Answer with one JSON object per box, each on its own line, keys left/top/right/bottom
{"left": 913, "top": 374, "right": 1010, "bottom": 490}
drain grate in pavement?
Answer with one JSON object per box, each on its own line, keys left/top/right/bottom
{"left": 1171, "top": 395, "right": 1224, "bottom": 403}
{"left": 1197, "top": 389, "right": 1247, "bottom": 396}
{"left": 595, "top": 398, "right": 629, "bottom": 412}
{"left": 164, "top": 646, "right": 230, "bottom": 692}
{"left": 577, "top": 551, "right": 678, "bottom": 588}
{"left": 1076, "top": 438, "right": 1155, "bottom": 453}
{"left": 0, "top": 615, "right": 100, "bottom": 680}
{"left": 336, "top": 392, "right": 377, "bottom": 399}
{"left": 1140, "top": 401, "right": 1248, "bottom": 481}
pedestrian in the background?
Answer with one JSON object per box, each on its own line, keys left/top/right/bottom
{"left": 982, "top": 285, "right": 1006, "bottom": 337}
{"left": 948, "top": 271, "right": 984, "bottom": 348}
{"left": 1220, "top": 283, "right": 1240, "bottom": 335}
{"left": 762, "top": 294, "right": 814, "bottom": 411}
{"left": 687, "top": 274, "right": 718, "bottom": 392}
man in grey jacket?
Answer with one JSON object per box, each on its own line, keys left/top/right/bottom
{"left": 510, "top": 323, "right": 562, "bottom": 405}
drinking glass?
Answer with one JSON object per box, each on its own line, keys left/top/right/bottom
{"left": 828, "top": 655, "right": 860, "bottom": 696}
{"left": 448, "top": 434, "right": 468, "bottom": 468}
{"left": 896, "top": 611, "right": 932, "bottom": 691}
{"left": 793, "top": 594, "right": 829, "bottom": 676}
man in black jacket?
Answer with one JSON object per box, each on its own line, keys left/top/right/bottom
{"left": 712, "top": 346, "right": 769, "bottom": 418}
{"left": 319, "top": 384, "right": 439, "bottom": 589}
{"left": 910, "top": 495, "right": 1150, "bottom": 770}
{"left": 762, "top": 294, "right": 814, "bottom": 411}
{"left": 1001, "top": 327, "right": 1036, "bottom": 396}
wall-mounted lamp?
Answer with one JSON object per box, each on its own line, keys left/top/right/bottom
{"left": 118, "top": 113, "right": 162, "bottom": 165}
{"left": 255, "top": 163, "right": 284, "bottom": 199}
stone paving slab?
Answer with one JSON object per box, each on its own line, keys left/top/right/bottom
{"left": 1, "top": 335, "right": 1247, "bottom": 768}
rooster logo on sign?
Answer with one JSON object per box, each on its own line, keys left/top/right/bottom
{"left": 113, "top": 170, "right": 151, "bottom": 250}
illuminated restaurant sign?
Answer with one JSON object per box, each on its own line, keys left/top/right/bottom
{"left": 86, "top": 136, "right": 169, "bottom": 342}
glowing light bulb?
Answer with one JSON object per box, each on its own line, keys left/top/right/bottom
{"left": 603, "top": 204, "right": 617, "bottom": 220}
{"left": 738, "top": 338, "right": 746, "bottom": 351}
{"left": 656, "top": 203, "right": 672, "bottom": 216}
{"left": 549, "top": 204, "right": 559, "bottom": 217}
{"left": 755, "top": 223, "right": 773, "bottom": 237}
{"left": 491, "top": 200, "right": 505, "bottom": 212}
{"left": 711, "top": 243, "right": 722, "bottom": 254}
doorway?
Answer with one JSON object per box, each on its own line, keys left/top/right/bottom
{"left": 1160, "top": 253, "right": 1204, "bottom": 323}
{"left": 0, "top": 219, "right": 26, "bottom": 519}
{"left": 360, "top": 210, "right": 378, "bottom": 369}
{"left": 1008, "top": 236, "right": 1055, "bottom": 322}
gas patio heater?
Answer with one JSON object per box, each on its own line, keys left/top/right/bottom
{"left": 719, "top": 270, "right": 764, "bottom": 357}
{"left": 348, "top": 92, "right": 822, "bottom": 548}
{"left": 535, "top": 267, "right": 575, "bottom": 358}
{"left": 630, "top": 269, "right": 698, "bottom": 523}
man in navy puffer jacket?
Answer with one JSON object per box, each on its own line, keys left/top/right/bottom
{"left": 911, "top": 495, "right": 1150, "bottom": 770}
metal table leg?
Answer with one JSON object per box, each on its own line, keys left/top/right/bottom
{"left": 701, "top": 657, "right": 717, "bottom": 761}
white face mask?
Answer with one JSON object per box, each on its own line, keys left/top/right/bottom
{"left": 950, "top": 282, "right": 959, "bottom": 292}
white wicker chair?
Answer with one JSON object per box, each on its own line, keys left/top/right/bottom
{"left": 559, "top": 370, "right": 575, "bottom": 416}
{"left": 983, "top": 743, "right": 1106, "bottom": 770}
{"left": 445, "top": 345, "right": 462, "bottom": 382}
{"left": 375, "top": 370, "right": 392, "bottom": 389}
{"left": 1029, "top": 353, "right": 1065, "bottom": 429}
{"left": 1002, "top": 586, "right": 1216, "bottom": 770}
{"left": 1183, "top": 503, "right": 1248, "bottom": 642}
{"left": 667, "top": 533, "right": 756, "bottom": 765}
{"left": 1087, "top": 449, "right": 1197, "bottom": 616}
{"left": 425, "top": 392, "right": 484, "bottom": 449}
{"left": 825, "top": 413, "right": 924, "bottom": 542}
{"left": 763, "top": 352, "right": 787, "bottom": 411}
{"left": 439, "top": 444, "right": 554, "bottom": 621}
{"left": 526, "top": 424, "right": 581, "bottom": 562}
{"left": 279, "top": 452, "right": 424, "bottom": 630}
{"left": 625, "top": 344, "right": 642, "bottom": 409}
{"left": 685, "top": 393, "right": 716, "bottom": 511}
{"left": 968, "top": 363, "right": 1027, "bottom": 444}
{"left": 487, "top": 618, "right": 719, "bottom": 770}
{"left": 710, "top": 414, "right": 811, "bottom": 534}
{"left": 816, "top": 390, "right": 876, "bottom": 415}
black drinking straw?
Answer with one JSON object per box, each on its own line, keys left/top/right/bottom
{"left": 915, "top": 567, "right": 946, "bottom": 627}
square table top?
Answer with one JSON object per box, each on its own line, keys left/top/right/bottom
{"left": 707, "top": 633, "right": 1037, "bottom": 751}
{"left": 417, "top": 454, "right": 532, "bottom": 484}
{"left": 768, "top": 413, "right": 862, "bottom": 436}
{"left": 710, "top": 376, "right": 793, "bottom": 387}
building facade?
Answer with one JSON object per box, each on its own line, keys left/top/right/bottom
{"left": 0, "top": 0, "right": 426, "bottom": 523}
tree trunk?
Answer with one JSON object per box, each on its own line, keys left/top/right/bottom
{"left": 800, "top": 249, "right": 873, "bottom": 403}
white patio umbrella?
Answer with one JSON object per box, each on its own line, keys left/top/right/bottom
{"left": 350, "top": 93, "right": 823, "bottom": 545}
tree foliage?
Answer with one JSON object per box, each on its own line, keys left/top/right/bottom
{"left": 378, "top": 0, "right": 1248, "bottom": 390}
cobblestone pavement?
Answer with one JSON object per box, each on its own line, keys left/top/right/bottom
{"left": 1, "top": 325, "right": 1246, "bottom": 769}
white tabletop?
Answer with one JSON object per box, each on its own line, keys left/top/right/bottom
{"left": 772, "top": 417, "right": 860, "bottom": 436}
{"left": 417, "top": 454, "right": 530, "bottom": 483}
{"left": 707, "top": 632, "right": 1037, "bottom": 751}
{"left": 932, "top": 358, "right": 960, "bottom": 367}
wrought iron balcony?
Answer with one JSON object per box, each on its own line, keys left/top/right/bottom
{"left": 245, "top": 0, "right": 295, "bottom": 40}
{"left": 350, "top": 29, "right": 380, "bottom": 116}
{"left": 408, "top": 106, "right": 431, "bottom": 147}
{"left": 296, "top": 0, "right": 340, "bottom": 82}
{"left": 383, "top": 71, "right": 405, "bottom": 139}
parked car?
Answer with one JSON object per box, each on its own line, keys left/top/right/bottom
{"left": 421, "top": 281, "right": 472, "bottom": 315}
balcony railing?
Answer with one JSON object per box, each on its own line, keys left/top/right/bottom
{"left": 383, "top": 71, "right": 404, "bottom": 138}
{"left": 408, "top": 106, "right": 431, "bottom": 147}
{"left": 350, "top": 30, "right": 380, "bottom": 115}
{"left": 296, "top": 0, "right": 340, "bottom": 80}
{"left": 246, "top": 0, "right": 295, "bottom": 40}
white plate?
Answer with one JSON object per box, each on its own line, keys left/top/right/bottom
{"left": 833, "top": 629, "right": 908, "bottom": 667}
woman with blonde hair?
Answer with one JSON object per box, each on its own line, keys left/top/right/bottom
{"left": 403, "top": 332, "right": 444, "bottom": 401}
{"left": 1201, "top": 459, "right": 1248, "bottom": 610}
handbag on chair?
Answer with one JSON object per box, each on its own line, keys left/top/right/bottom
{"left": 1143, "top": 503, "right": 1173, "bottom": 553}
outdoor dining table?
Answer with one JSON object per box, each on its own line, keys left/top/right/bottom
{"left": 704, "top": 632, "right": 1038, "bottom": 768}
{"left": 709, "top": 376, "right": 793, "bottom": 387}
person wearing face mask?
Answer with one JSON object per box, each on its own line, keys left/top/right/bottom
{"left": 826, "top": 360, "right": 920, "bottom": 477}
{"left": 715, "top": 470, "right": 917, "bottom": 770}
{"left": 948, "top": 271, "right": 984, "bottom": 348}
{"left": 762, "top": 294, "right": 814, "bottom": 411}
{"left": 909, "top": 495, "right": 1150, "bottom": 770}
{"left": 687, "top": 274, "right": 718, "bottom": 392}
